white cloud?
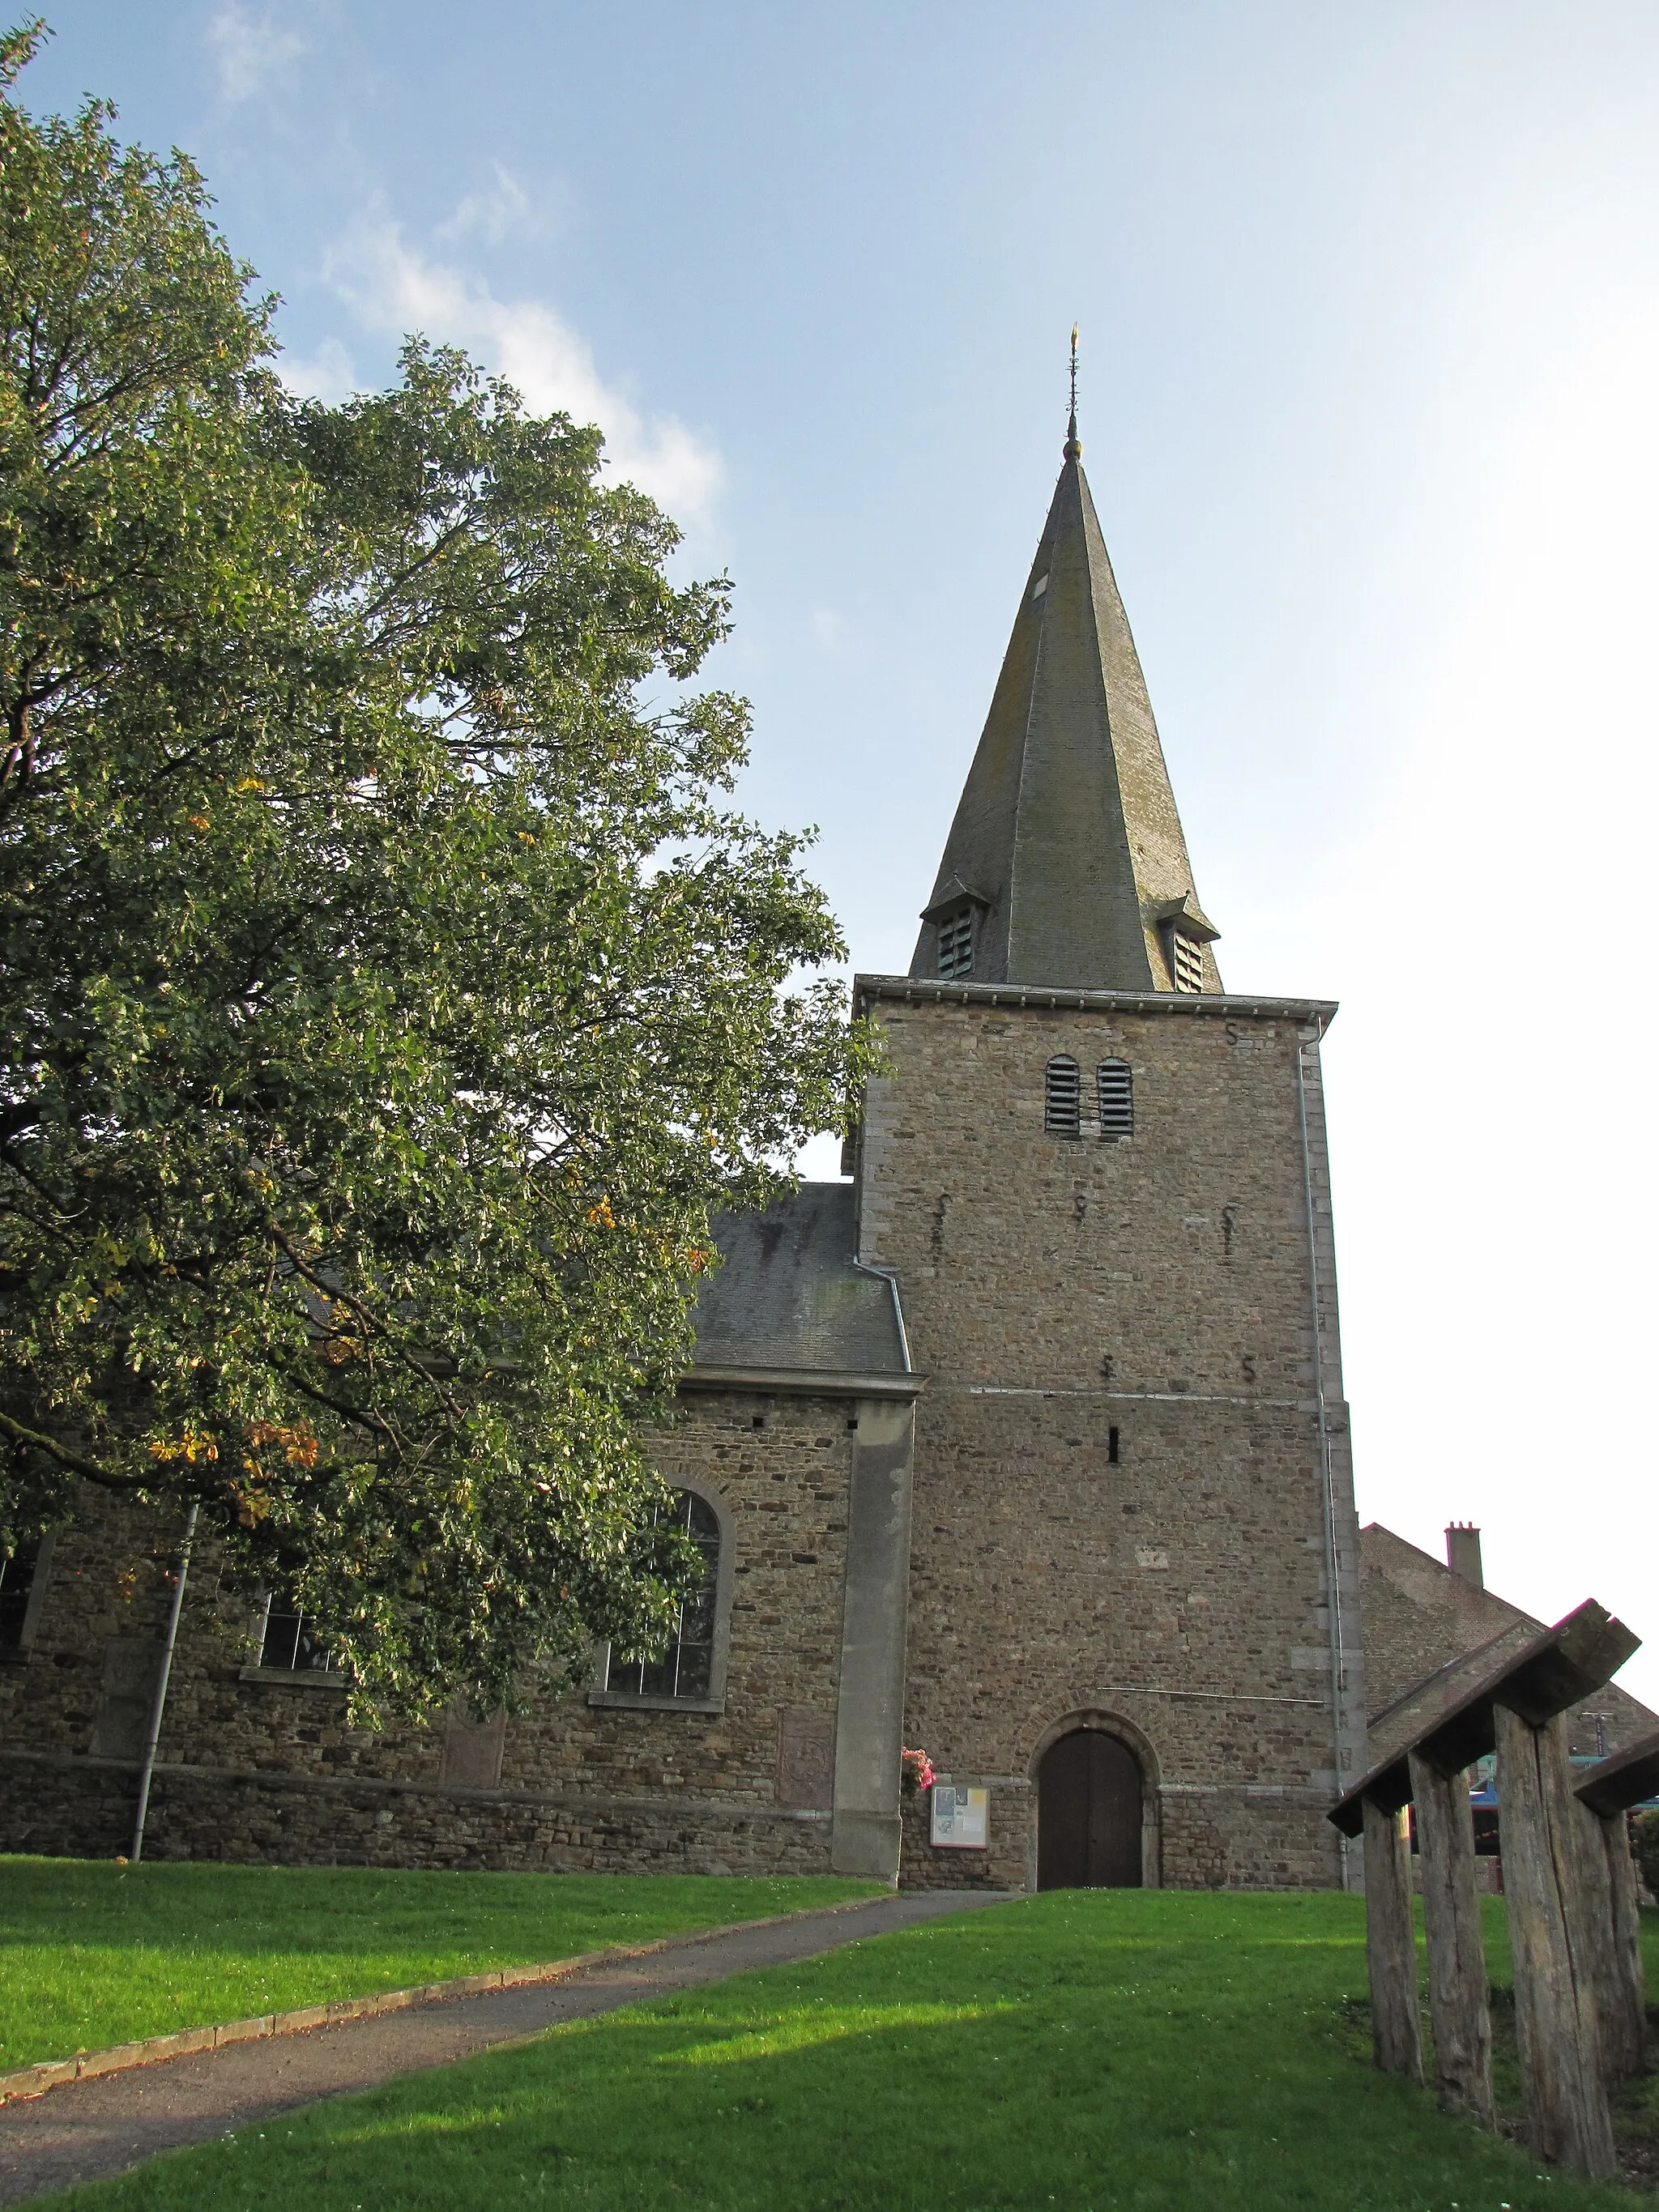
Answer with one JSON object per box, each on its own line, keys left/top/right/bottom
{"left": 279, "top": 335, "right": 356, "bottom": 404}
{"left": 434, "top": 165, "right": 559, "bottom": 249}
{"left": 207, "top": 3, "right": 307, "bottom": 104}
{"left": 318, "top": 212, "right": 721, "bottom": 527}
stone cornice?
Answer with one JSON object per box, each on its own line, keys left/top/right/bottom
{"left": 680, "top": 1363, "right": 924, "bottom": 1400}
{"left": 854, "top": 973, "right": 1338, "bottom": 1028}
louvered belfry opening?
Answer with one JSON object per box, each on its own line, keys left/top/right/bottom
{"left": 1170, "top": 931, "right": 1205, "bottom": 993}
{"left": 1045, "top": 1055, "right": 1081, "bottom": 1136}
{"left": 1097, "top": 1059, "right": 1133, "bottom": 1141}
{"left": 936, "top": 902, "right": 975, "bottom": 979}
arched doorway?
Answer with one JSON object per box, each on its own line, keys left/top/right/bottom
{"left": 1037, "top": 1729, "right": 1143, "bottom": 1889}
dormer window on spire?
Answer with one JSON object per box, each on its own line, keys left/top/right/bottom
{"left": 936, "top": 902, "right": 975, "bottom": 979}
{"left": 1170, "top": 931, "right": 1205, "bottom": 994}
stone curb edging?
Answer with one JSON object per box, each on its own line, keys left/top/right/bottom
{"left": 0, "top": 1894, "right": 886, "bottom": 2108}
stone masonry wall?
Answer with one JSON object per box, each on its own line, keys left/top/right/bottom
{"left": 857, "top": 991, "right": 1363, "bottom": 1891}
{"left": 0, "top": 1388, "right": 853, "bottom": 1873}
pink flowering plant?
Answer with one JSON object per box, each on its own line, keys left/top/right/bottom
{"left": 901, "top": 1746, "right": 936, "bottom": 1798}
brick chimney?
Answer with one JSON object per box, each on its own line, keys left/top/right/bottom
{"left": 1445, "top": 1523, "right": 1483, "bottom": 1590}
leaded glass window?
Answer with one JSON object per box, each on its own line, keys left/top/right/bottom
{"left": 258, "top": 1592, "right": 341, "bottom": 1673}
{"left": 604, "top": 1490, "right": 722, "bottom": 1700}
{"left": 0, "top": 1543, "right": 39, "bottom": 1653}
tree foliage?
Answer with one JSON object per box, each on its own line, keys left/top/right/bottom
{"left": 0, "top": 24, "right": 868, "bottom": 1713}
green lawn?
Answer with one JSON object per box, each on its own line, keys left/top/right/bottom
{"left": 34, "top": 1889, "right": 1659, "bottom": 2211}
{"left": 0, "top": 1858, "right": 877, "bottom": 2073}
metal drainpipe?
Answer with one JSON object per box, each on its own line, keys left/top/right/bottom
{"left": 130, "top": 1501, "right": 199, "bottom": 1864}
{"left": 1294, "top": 1021, "right": 1350, "bottom": 1889}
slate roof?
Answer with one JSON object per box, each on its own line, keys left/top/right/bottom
{"left": 911, "top": 432, "right": 1220, "bottom": 993}
{"left": 690, "top": 1183, "right": 909, "bottom": 1378}
{"left": 1358, "top": 1523, "right": 1657, "bottom": 1767}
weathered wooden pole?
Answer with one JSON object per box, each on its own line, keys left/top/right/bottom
{"left": 1362, "top": 1796, "right": 1422, "bottom": 2080}
{"left": 1572, "top": 1797, "right": 1646, "bottom": 2085}
{"left": 1408, "top": 1746, "right": 1495, "bottom": 2126}
{"left": 1600, "top": 1810, "right": 1648, "bottom": 2081}
{"left": 1576, "top": 1729, "right": 1658, "bottom": 2088}
{"left": 1494, "top": 1704, "right": 1617, "bottom": 2177}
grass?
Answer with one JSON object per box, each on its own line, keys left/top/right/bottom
{"left": 33, "top": 1888, "right": 1659, "bottom": 2211}
{"left": 0, "top": 1857, "right": 878, "bottom": 2073}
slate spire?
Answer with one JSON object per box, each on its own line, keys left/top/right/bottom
{"left": 911, "top": 362, "right": 1221, "bottom": 994}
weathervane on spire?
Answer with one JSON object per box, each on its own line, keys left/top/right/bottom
{"left": 1064, "top": 324, "right": 1082, "bottom": 461}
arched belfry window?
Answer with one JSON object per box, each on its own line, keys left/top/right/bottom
{"left": 1097, "top": 1059, "right": 1133, "bottom": 1142}
{"left": 1045, "top": 1055, "right": 1081, "bottom": 1137}
{"left": 596, "top": 1486, "right": 730, "bottom": 1708}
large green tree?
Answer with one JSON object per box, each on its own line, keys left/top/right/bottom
{"left": 0, "top": 24, "right": 867, "bottom": 1713}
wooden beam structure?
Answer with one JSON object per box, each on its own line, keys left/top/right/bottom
{"left": 1408, "top": 1745, "right": 1493, "bottom": 2123}
{"left": 1573, "top": 1727, "right": 1659, "bottom": 2086}
{"left": 1331, "top": 1600, "right": 1639, "bottom": 2173}
{"left": 1495, "top": 1707, "right": 1617, "bottom": 2175}
{"left": 1361, "top": 1797, "right": 1422, "bottom": 2081}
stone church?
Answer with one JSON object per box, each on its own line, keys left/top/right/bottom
{"left": 0, "top": 406, "right": 1473, "bottom": 1892}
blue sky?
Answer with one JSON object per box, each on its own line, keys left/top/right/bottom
{"left": 22, "top": 3, "right": 1659, "bottom": 1696}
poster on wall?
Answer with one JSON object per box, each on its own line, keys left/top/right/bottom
{"left": 930, "top": 1784, "right": 989, "bottom": 1848}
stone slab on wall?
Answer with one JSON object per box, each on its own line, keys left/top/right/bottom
{"left": 0, "top": 1750, "right": 838, "bottom": 1876}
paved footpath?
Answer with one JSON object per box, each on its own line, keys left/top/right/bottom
{"left": 1, "top": 1889, "right": 1011, "bottom": 2206}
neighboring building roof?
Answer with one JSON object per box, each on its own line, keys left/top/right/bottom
{"left": 1359, "top": 1522, "right": 1656, "bottom": 1765}
{"left": 689, "top": 1183, "right": 911, "bottom": 1383}
{"left": 910, "top": 424, "right": 1219, "bottom": 994}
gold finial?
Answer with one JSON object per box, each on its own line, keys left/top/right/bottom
{"left": 1064, "top": 325, "right": 1082, "bottom": 461}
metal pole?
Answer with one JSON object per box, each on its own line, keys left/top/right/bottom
{"left": 130, "top": 1501, "right": 199, "bottom": 1864}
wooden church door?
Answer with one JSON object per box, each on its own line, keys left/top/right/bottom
{"left": 1037, "top": 1730, "right": 1143, "bottom": 1889}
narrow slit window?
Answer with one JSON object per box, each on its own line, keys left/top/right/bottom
{"left": 936, "top": 903, "right": 975, "bottom": 980}
{"left": 1045, "top": 1055, "right": 1081, "bottom": 1137}
{"left": 1097, "top": 1059, "right": 1133, "bottom": 1141}
{"left": 1170, "top": 931, "right": 1205, "bottom": 994}
{"left": 604, "top": 1490, "right": 722, "bottom": 1702}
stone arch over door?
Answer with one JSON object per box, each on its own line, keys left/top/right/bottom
{"left": 1030, "top": 1711, "right": 1161, "bottom": 1891}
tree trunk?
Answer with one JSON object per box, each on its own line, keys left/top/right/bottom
{"left": 1363, "top": 1796, "right": 1422, "bottom": 2080}
{"left": 1408, "top": 1748, "right": 1495, "bottom": 2127}
{"left": 1495, "top": 1705, "right": 1617, "bottom": 2176}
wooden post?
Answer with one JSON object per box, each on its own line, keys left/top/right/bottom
{"left": 1606, "top": 1812, "right": 1648, "bottom": 2080}
{"left": 1362, "top": 1796, "right": 1422, "bottom": 2080}
{"left": 1576, "top": 1803, "right": 1648, "bottom": 2083}
{"left": 1408, "top": 1748, "right": 1495, "bottom": 2128}
{"left": 1495, "top": 1705, "right": 1617, "bottom": 2176}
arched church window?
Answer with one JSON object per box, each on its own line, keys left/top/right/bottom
{"left": 1097, "top": 1059, "right": 1133, "bottom": 1142}
{"left": 936, "top": 902, "right": 975, "bottom": 979}
{"left": 602, "top": 1489, "right": 723, "bottom": 1702}
{"left": 1045, "top": 1056, "right": 1081, "bottom": 1137}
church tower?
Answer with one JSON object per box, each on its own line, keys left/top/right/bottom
{"left": 851, "top": 369, "right": 1367, "bottom": 1889}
